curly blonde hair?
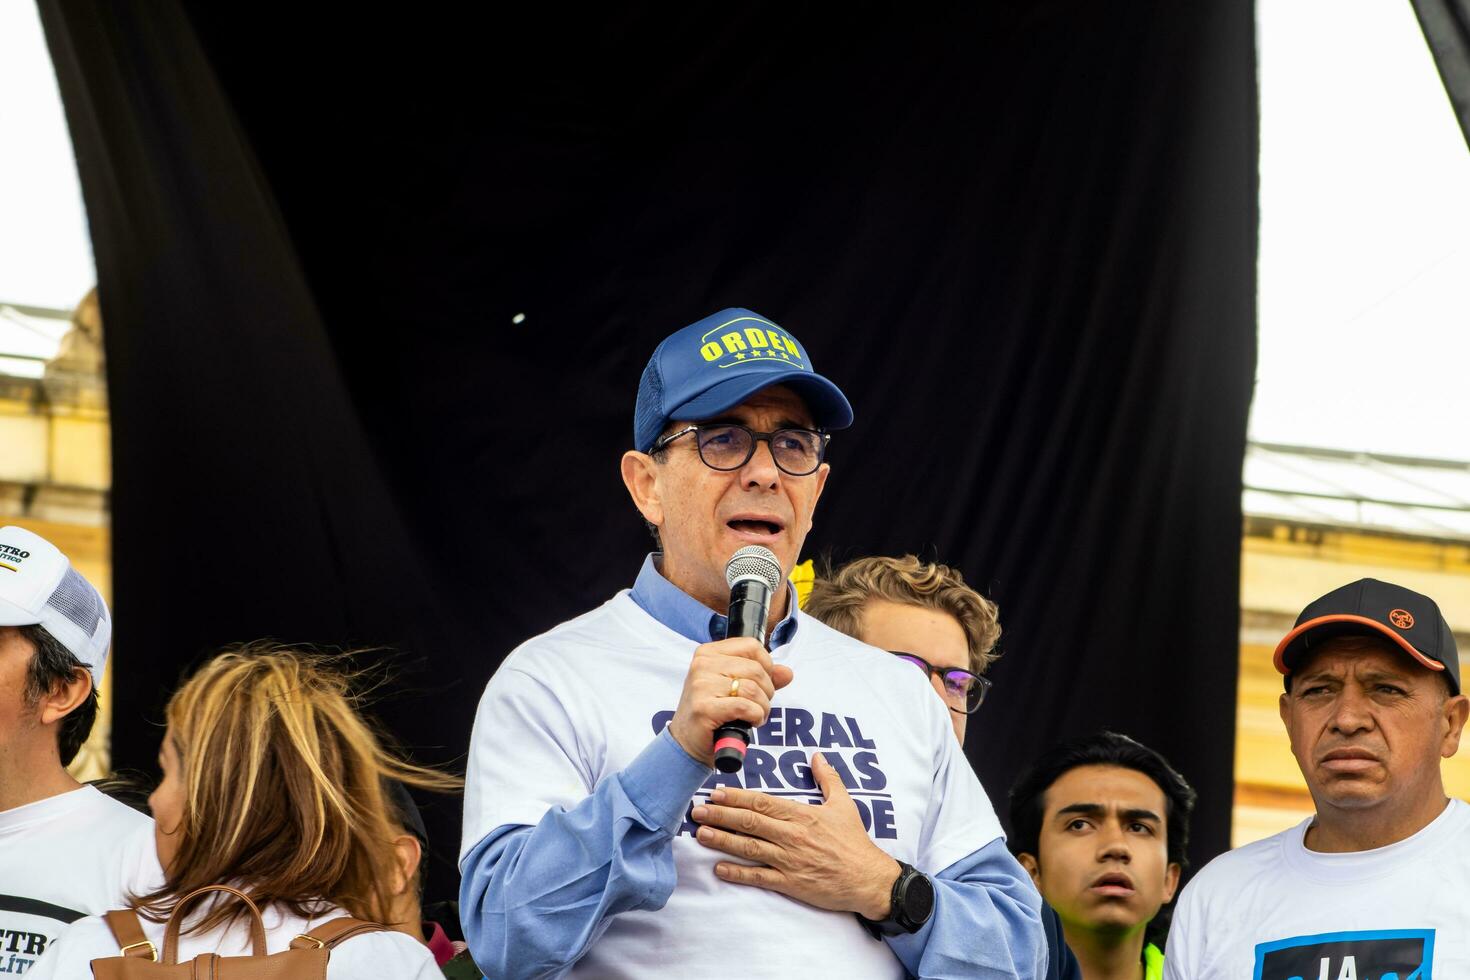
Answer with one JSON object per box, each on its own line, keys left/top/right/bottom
{"left": 805, "top": 555, "right": 1001, "bottom": 674}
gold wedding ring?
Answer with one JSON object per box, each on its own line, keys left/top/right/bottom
{"left": 726, "top": 677, "right": 741, "bottom": 698}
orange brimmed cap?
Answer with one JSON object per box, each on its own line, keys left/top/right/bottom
{"left": 1273, "top": 578, "right": 1460, "bottom": 695}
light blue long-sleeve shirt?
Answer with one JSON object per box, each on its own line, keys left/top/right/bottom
{"left": 460, "top": 556, "right": 1044, "bottom": 979}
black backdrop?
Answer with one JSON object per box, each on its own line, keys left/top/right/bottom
{"left": 40, "top": 3, "right": 1257, "bottom": 899}
{"left": 1412, "top": 0, "right": 1470, "bottom": 148}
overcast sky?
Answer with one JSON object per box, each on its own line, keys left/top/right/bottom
{"left": 0, "top": 1, "right": 92, "bottom": 311}
{"left": 1253, "top": 0, "right": 1470, "bottom": 461}
{"left": 2, "top": 1, "right": 1468, "bottom": 460}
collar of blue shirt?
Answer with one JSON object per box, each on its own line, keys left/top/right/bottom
{"left": 629, "top": 553, "right": 799, "bottom": 647}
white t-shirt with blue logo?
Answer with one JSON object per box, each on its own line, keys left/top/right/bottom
{"left": 461, "top": 591, "right": 1005, "bottom": 978}
{"left": 1165, "top": 797, "right": 1470, "bottom": 980}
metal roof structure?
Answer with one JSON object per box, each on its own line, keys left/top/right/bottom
{"left": 1245, "top": 441, "right": 1470, "bottom": 541}
{"left": 0, "top": 302, "right": 69, "bottom": 378}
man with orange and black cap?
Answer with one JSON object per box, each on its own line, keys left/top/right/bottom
{"left": 1165, "top": 579, "right": 1470, "bottom": 980}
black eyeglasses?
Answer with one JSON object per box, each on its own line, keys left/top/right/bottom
{"left": 889, "top": 651, "right": 993, "bottom": 715}
{"left": 651, "top": 423, "right": 830, "bottom": 476}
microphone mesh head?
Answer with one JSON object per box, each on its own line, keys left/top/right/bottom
{"left": 725, "top": 545, "right": 782, "bottom": 590}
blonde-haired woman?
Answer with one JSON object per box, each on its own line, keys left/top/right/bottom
{"left": 30, "top": 644, "right": 460, "bottom": 977}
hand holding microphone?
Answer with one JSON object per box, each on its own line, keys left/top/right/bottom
{"left": 666, "top": 546, "right": 793, "bottom": 771}
{"left": 712, "top": 546, "right": 784, "bottom": 772}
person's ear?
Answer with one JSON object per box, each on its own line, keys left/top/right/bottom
{"left": 1441, "top": 693, "right": 1469, "bottom": 759}
{"left": 388, "top": 833, "right": 423, "bottom": 898}
{"left": 1162, "top": 860, "right": 1182, "bottom": 904}
{"left": 38, "top": 666, "right": 92, "bottom": 726}
{"left": 621, "top": 451, "right": 664, "bottom": 528}
{"left": 807, "top": 462, "right": 831, "bottom": 519}
{"left": 1016, "top": 851, "right": 1042, "bottom": 890}
{"left": 1278, "top": 690, "right": 1291, "bottom": 733}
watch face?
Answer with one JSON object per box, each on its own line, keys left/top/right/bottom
{"left": 903, "top": 870, "right": 935, "bottom": 927}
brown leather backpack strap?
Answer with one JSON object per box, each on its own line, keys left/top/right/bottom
{"left": 102, "top": 909, "right": 157, "bottom": 960}
{"left": 162, "top": 885, "right": 267, "bottom": 963}
{"left": 290, "top": 916, "right": 385, "bottom": 950}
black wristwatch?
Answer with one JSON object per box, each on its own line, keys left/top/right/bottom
{"left": 858, "top": 861, "right": 935, "bottom": 939}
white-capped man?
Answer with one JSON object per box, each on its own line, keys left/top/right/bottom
{"left": 0, "top": 526, "right": 152, "bottom": 973}
{"left": 1165, "top": 578, "right": 1470, "bottom": 979}
{"left": 459, "top": 309, "right": 1045, "bottom": 978}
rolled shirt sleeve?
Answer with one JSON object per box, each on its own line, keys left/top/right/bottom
{"left": 883, "top": 687, "right": 1046, "bottom": 979}
{"left": 886, "top": 839, "right": 1046, "bottom": 980}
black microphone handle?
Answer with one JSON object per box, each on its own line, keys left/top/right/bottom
{"left": 726, "top": 586, "right": 770, "bottom": 647}
{"left": 713, "top": 577, "right": 772, "bottom": 773}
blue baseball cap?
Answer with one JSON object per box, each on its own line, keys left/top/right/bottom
{"left": 634, "top": 308, "right": 854, "bottom": 452}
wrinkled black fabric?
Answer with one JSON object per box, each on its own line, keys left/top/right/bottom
{"left": 1412, "top": 0, "right": 1470, "bottom": 149}
{"left": 39, "top": 3, "right": 1256, "bottom": 899}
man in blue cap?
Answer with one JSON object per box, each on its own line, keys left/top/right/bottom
{"left": 459, "top": 309, "right": 1045, "bottom": 978}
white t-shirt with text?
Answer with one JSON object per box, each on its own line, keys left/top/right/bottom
{"left": 0, "top": 786, "right": 153, "bottom": 975}
{"left": 461, "top": 593, "right": 1005, "bottom": 979}
{"left": 1165, "top": 797, "right": 1470, "bottom": 980}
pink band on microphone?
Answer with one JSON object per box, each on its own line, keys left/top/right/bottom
{"left": 713, "top": 736, "right": 748, "bottom": 756}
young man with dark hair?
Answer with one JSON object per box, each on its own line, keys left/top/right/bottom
{"left": 0, "top": 525, "right": 152, "bottom": 972}
{"left": 1010, "top": 731, "right": 1197, "bottom": 980}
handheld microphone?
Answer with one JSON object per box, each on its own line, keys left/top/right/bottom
{"left": 712, "top": 545, "right": 783, "bottom": 773}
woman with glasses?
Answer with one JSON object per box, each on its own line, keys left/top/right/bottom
{"left": 804, "top": 554, "right": 999, "bottom": 746}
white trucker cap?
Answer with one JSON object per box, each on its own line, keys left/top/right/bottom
{"left": 0, "top": 525, "right": 112, "bottom": 687}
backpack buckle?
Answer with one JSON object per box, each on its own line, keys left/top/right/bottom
{"left": 120, "top": 940, "right": 158, "bottom": 961}
{"left": 293, "top": 934, "right": 326, "bottom": 949}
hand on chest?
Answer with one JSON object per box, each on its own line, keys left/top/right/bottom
{"left": 580, "top": 636, "right": 940, "bottom": 855}
{"left": 644, "top": 680, "right": 933, "bottom": 856}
